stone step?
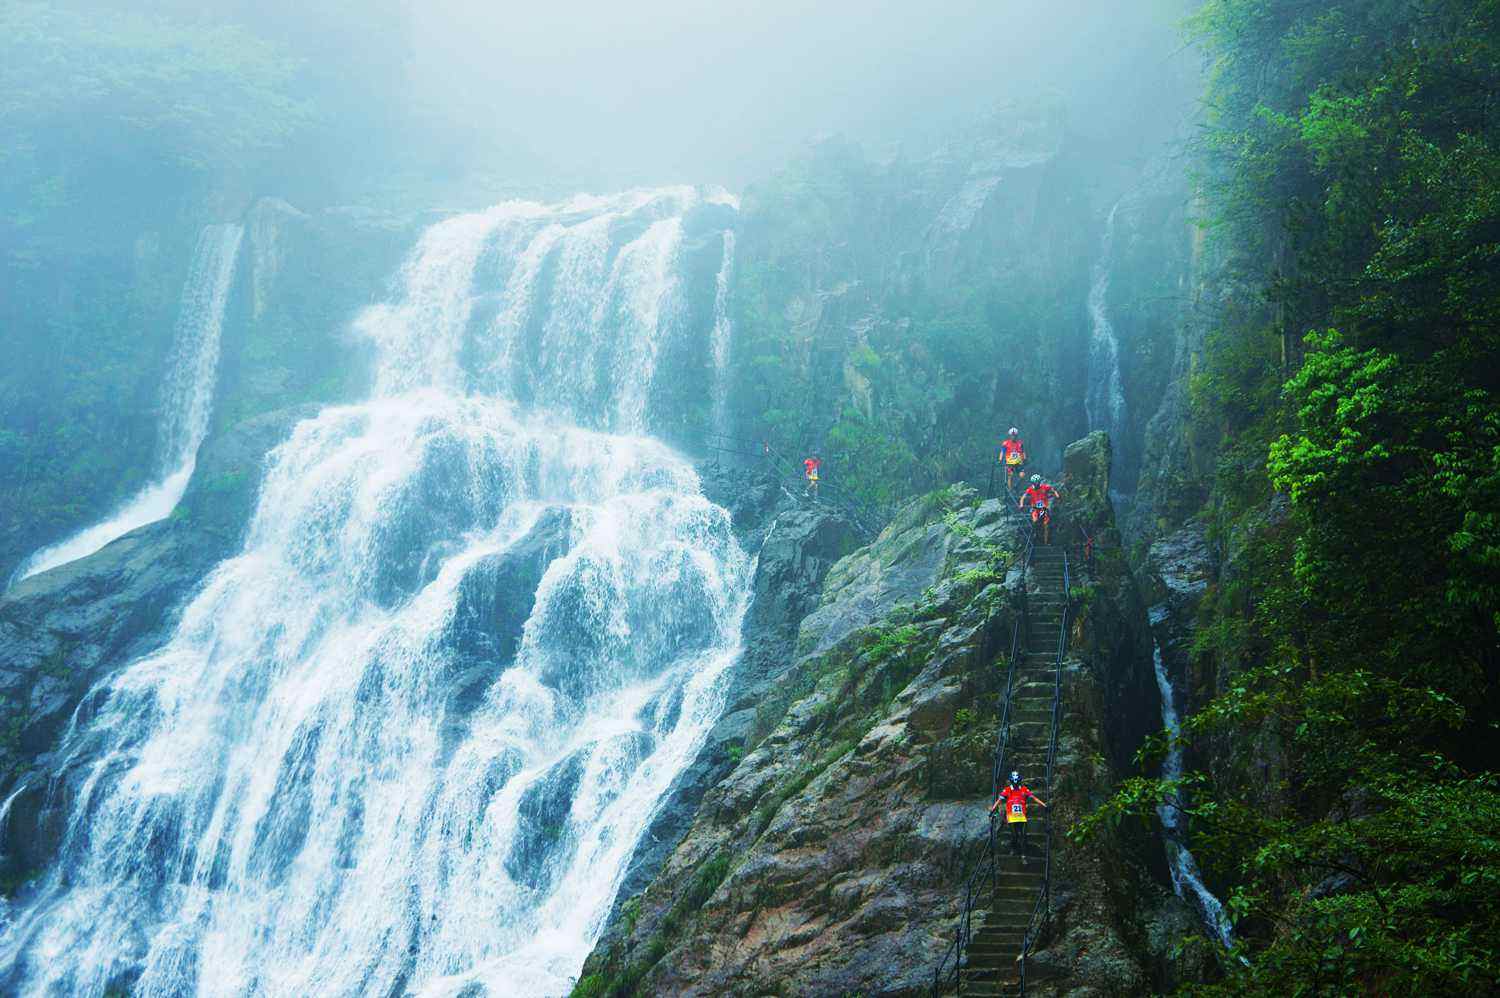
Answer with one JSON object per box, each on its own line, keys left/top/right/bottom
{"left": 1006, "top": 701, "right": 1054, "bottom": 712}
{"left": 972, "top": 918, "right": 1032, "bottom": 936}
{"left": 1009, "top": 675, "right": 1056, "bottom": 687}
{"left": 969, "top": 942, "right": 1025, "bottom": 959}
{"left": 974, "top": 918, "right": 1032, "bottom": 936}
{"left": 948, "top": 984, "right": 1016, "bottom": 998}
{"left": 958, "top": 965, "right": 1017, "bottom": 981}
{"left": 1010, "top": 667, "right": 1056, "bottom": 679}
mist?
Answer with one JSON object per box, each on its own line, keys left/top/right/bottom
{"left": 408, "top": 0, "right": 1197, "bottom": 189}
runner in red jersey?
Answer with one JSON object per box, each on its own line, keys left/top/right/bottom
{"left": 989, "top": 771, "right": 1049, "bottom": 861}
{"left": 803, "top": 456, "right": 821, "bottom": 498}
{"left": 999, "top": 427, "right": 1027, "bottom": 491}
{"left": 1018, "top": 475, "right": 1060, "bottom": 544}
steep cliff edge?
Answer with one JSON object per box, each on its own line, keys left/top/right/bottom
{"left": 577, "top": 435, "right": 1163, "bottom": 996}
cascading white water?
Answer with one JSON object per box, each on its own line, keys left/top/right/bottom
{"left": 709, "top": 229, "right": 736, "bottom": 438}
{"left": 0, "top": 189, "right": 750, "bottom": 998}
{"left": 13, "top": 224, "right": 244, "bottom": 584}
{"left": 1150, "top": 622, "right": 1235, "bottom": 950}
{"left": 1085, "top": 202, "right": 1128, "bottom": 471}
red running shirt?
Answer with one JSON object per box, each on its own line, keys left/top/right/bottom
{"left": 1001, "top": 439, "right": 1026, "bottom": 462}
{"left": 996, "top": 786, "right": 1035, "bottom": 821}
{"left": 804, "top": 458, "right": 821, "bottom": 476}
{"left": 1022, "top": 483, "right": 1056, "bottom": 508}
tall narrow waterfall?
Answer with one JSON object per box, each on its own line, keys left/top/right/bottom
{"left": 1150, "top": 621, "right": 1235, "bottom": 950}
{"left": 0, "top": 189, "right": 751, "bottom": 997}
{"left": 709, "top": 229, "right": 736, "bottom": 438}
{"left": 1085, "top": 201, "right": 1129, "bottom": 484}
{"left": 14, "top": 224, "right": 244, "bottom": 583}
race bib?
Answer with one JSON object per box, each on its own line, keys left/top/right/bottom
{"left": 1007, "top": 801, "right": 1027, "bottom": 823}
{"left": 1006, "top": 455, "right": 1022, "bottom": 465}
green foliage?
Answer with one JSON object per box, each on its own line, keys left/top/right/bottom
{"left": 619, "top": 896, "right": 643, "bottom": 937}
{"left": 569, "top": 973, "right": 607, "bottom": 998}
{"left": 580, "top": 853, "right": 733, "bottom": 998}
{"left": 1100, "top": 0, "right": 1500, "bottom": 990}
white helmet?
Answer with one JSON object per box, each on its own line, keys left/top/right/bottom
{"left": 1031, "top": 474, "right": 1041, "bottom": 484}
{"left": 1008, "top": 427, "right": 1019, "bottom": 436}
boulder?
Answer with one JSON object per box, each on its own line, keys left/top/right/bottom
{"left": 1062, "top": 430, "right": 1113, "bottom": 527}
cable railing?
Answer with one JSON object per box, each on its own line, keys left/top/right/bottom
{"left": 931, "top": 525, "right": 1036, "bottom": 996}
{"left": 1016, "top": 547, "right": 1070, "bottom": 995}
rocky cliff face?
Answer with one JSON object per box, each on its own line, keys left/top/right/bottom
{"left": 214, "top": 198, "right": 417, "bottom": 430}
{"left": 577, "top": 436, "right": 1164, "bottom": 997}
{"left": 723, "top": 99, "right": 1198, "bottom": 509}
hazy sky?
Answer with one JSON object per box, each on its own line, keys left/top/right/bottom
{"left": 407, "top": 0, "right": 1197, "bottom": 189}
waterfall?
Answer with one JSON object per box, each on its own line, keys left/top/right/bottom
{"left": 13, "top": 224, "right": 244, "bottom": 584}
{"left": 1149, "top": 623, "right": 1235, "bottom": 950}
{"left": 1085, "top": 201, "right": 1129, "bottom": 484}
{"left": 0, "top": 189, "right": 751, "bottom": 998}
{"left": 709, "top": 229, "right": 736, "bottom": 438}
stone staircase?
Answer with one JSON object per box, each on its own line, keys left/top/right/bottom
{"left": 951, "top": 543, "right": 1067, "bottom": 996}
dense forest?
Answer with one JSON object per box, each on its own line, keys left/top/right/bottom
{"left": 2, "top": 0, "right": 1498, "bottom": 995}
{"left": 1093, "top": 0, "right": 1500, "bottom": 992}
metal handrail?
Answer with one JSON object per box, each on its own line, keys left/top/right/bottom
{"left": 990, "top": 525, "right": 1036, "bottom": 796}
{"left": 931, "top": 526, "right": 1035, "bottom": 996}
{"left": 1017, "top": 547, "right": 1070, "bottom": 995}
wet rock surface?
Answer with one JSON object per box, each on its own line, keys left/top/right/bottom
{"left": 608, "top": 462, "right": 865, "bottom": 913}
{"left": 578, "top": 476, "right": 1162, "bottom": 997}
